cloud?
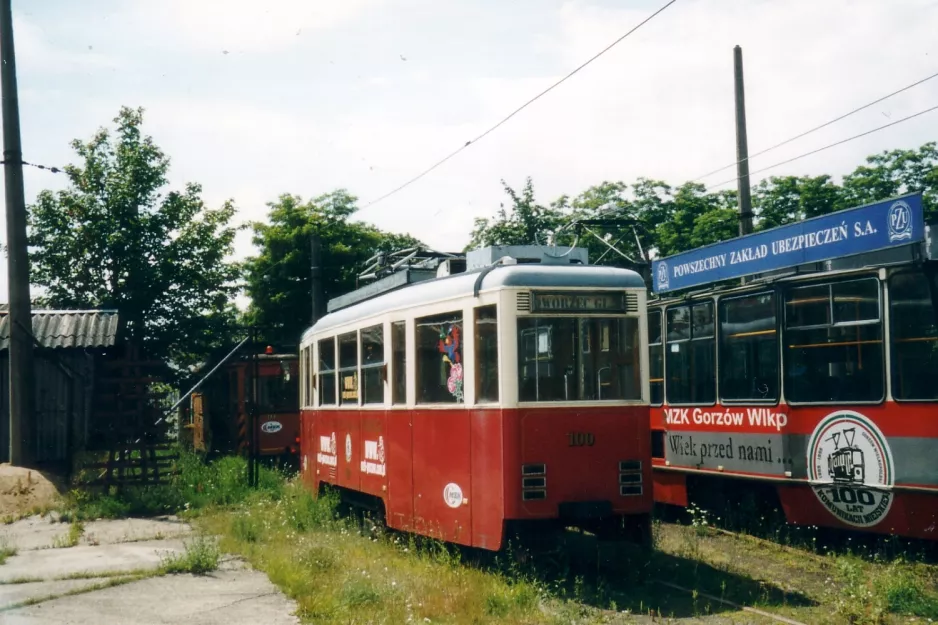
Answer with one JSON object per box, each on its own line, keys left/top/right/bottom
{"left": 137, "top": 0, "right": 385, "bottom": 53}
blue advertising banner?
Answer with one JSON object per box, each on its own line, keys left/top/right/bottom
{"left": 652, "top": 193, "right": 924, "bottom": 294}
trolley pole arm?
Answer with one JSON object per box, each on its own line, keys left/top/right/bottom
{"left": 159, "top": 335, "right": 252, "bottom": 423}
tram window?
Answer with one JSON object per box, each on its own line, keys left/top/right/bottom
{"left": 416, "top": 312, "right": 464, "bottom": 404}
{"left": 318, "top": 338, "right": 336, "bottom": 406}
{"left": 649, "top": 309, "right": 663, "bottom": 405}
{"left": 518, "top": 317, "right": 640, "bottom": 402}
{"left": 338, "top": 332, "right": 358, "bottom": 405}
{"left": 666, "top": 302, "right": 716, "bottom": 405}
{"left": 307, "top": 347, "right": 314, "bottom": 407}
{"left": 784, "top": 279, "right": 883, "bottom": 403}
{"left": 258, "top": 370, "right": 297, "bottom": 411}
{"left": 391, "top": 321, "right": 407, "bottom": 405}
{"left": 889, "top": 272, "right": 938, "bottom": 401}
{"left": 719, "top": 293, "right": 778, "bottom": 402}
{"left": 475, "top": 306, "right": 499, "bottom": 403}
{"left": 360, "top": 325, "right": 385, "bottom": 405}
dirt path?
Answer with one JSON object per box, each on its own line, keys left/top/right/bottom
{"left": 0, "top": 515, "right": 299, "bottom": 624}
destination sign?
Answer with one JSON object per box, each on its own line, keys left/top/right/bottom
{"left": 531, "top": 291, "right": 627, "bottom": 314}
{"left": 652, "top": 193, "right": 924, "bottom": 294}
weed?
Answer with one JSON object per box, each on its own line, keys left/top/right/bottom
{"left": 52, "top": 521, "right": 84, "bottom": 548}
{"left": 230, "top": 513, "right": 261, "bottom": 543}
{"left": 0, "top": 534, "right": 16, "bottom": 564}
{"left": 159, "top": 535, "right": 221, "bottom": 575}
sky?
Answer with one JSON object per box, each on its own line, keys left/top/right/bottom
{"left": 2, "top": 0, "right": 937, "bottom": 305}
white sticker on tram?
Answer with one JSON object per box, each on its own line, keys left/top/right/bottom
{"left": 806, "top": 410, "right": 894, "bottom": 528}
{"left": 360, "top": 436, "right": 386, "bottom": 476}
{"left": 443, "top": 483, "right": 464, "bottom": 509}
{"left": 317, "top": 432, "right": 338, "bottom": 467}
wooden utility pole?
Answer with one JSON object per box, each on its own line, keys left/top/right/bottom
{"left": 1, "top": 0, "right": 35, "bottom": 466}
{"left": 734, "top": 45, "right": 754, "bottom": 237}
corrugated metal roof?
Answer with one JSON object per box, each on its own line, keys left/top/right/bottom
{"left": 0, "top": 309, "right": 120, "bottom": 350}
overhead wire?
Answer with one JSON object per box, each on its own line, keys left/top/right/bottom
{"left": 693, "top": 68, "right": 938, "bottom": 182}
{"left": 358, "top": 0, "right": 679, "bottom": 214}
{"left": 706, "top": 102, "right": 938, "bottom": 190}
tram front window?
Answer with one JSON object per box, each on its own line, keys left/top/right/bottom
{"left": 889, "top": 271, "right": 938, "bottom": 401}
{"left": 517, "top": 317, "right": 640, "bottom": 402}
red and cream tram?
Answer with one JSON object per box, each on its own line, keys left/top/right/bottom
{"left": 298, "top": 246, "right": 652, "bottom": 550}
{"left": 649, "top": 193, "right": 938, "bottom": 540}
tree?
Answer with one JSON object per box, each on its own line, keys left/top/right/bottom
{"left": 840, "top": 142, "right": 938, "bottom": 221}
{"left": 466, "top": 178, "right": 564, "bottom": 250}
{"left": 753, "top": 175, "right": 842, "bottom": 230}
{"left": 28, "top": 107, "right": 240, "bottom": 367}
{"left": 243, "top": 191, "right": 423, "bottom": 343}
{"left": 654, "top": 183, "right": 738, "bottom": 257}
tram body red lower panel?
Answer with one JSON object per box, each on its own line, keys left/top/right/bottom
{"left": 300, "top": 405, "right": 652, "bottom": 550}
{"left": 651, "top": 402, "right": 938, "bottom": 541}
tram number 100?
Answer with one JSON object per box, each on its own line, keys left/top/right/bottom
{"left": 568, "top": 432, "right": 595, "bottom": 447}
{"left": 826, "top": 486, "right": 876, "bottom": 506}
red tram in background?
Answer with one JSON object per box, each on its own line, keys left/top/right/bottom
{"left": 187, "top": 349, "right": 300, "bottom": 465}
{"left": 648, "top": 193, "right": 938, "bottom": 541}
{"left": 299, "top": 245, "right": 653, "bottom": 550}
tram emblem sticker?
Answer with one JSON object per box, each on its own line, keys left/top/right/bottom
{"left": 443, "top": 483, "right": 464, "bottom": 508}
{"left": 656, "top": 261, "right": 669, "bottom": 291}
{"left": 345, "top": 433, "right": 352, "bottom": 463}
{"left": 887, "top": 200, "right": 913, "bottom": 242}
{"left": 806, "top": 411, "right": 894, "bottom": 527}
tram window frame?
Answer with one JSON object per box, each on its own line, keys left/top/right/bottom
{"left": 888, "top": 270, "right": 938, "bottom": 402}
{"left": 317, "top": 337, "right": 337, "bottom": 406}
{"left": 416, "top": 311, "right": 465, "bottom": 405}
{"left": 475, "top": 306, "right": 499, "bottom": 404}
{"left": 718, "top": 292, "right": 779, "bottom": 404}
{"left": 648, "top": 308, "right": 664, "bottom": 406}
{"left": 783, "top": 277, "right": 885, "bottom": 405}
{"left": 338, "top": 331, "right": 359, "bottom": 406}
{"left": 391, "top": 321, "right": 407, "bottom": 405}
{"left": 517, "top": 316, "right": 641, "bottom": 403}
{"left": 360, "top": 324, "right": 385, "bottom": 405}
{"left": 665, "top": 301, "right": 716, "bottom": 406}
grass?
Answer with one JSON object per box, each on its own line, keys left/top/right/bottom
{"left": 51, "top": 520, "right": 84, "bottom": 548}
{"left": 158, "top": 535, "right": 221, "bottom": 575}
{"left": 0, "top": 533, "right": 16, "bottom": 565}
{"left": 43, "top": 450, "right": 938, "bottom": 624}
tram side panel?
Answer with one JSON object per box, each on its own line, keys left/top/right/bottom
{"left": 652, "top": 402, "right": 938, "bottom": 541}
{"left": 470, "top": 408, "right": 506, "bottom": 551}
{"left": 412, "top": 409, "right": 474, "bottom": 546}
{"left": 386, "top": 409, "right": 414, "bottom": 532}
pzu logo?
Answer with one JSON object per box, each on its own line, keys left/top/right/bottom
{"left": 656, "top": 261, "right": 670, "bottom": 290}
{"left": 887, "top": 200, "right": 913, "bottom": 243}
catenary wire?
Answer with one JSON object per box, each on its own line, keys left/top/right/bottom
{"left": 359, "top": 0, "right": 679, "bottom": 214}
{"left": 706, "top": 102, "right": 938, "bottom": 190}
{"left": 692, "top": 68, "right": 938, "bottom": 182}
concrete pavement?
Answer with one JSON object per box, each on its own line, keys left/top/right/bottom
{"left": 0, "top": 515, "right": 299, "bottom": 624}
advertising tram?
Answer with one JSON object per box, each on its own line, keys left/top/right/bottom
{"left": 298, "top": 245, "right": 652, "bottom": 550}
{"left": 648, "top": 192, "right": 938, "bottom": 540}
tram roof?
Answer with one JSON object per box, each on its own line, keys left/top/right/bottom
{"left": 302, "top": 264, "right": 644, "bottom": 339}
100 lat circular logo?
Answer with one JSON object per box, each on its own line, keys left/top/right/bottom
{"left": 806, "top": 410, "right": 894, "bottom": 528}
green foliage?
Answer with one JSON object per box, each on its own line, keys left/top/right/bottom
{"left": 27, "top": 107, "right": 240, "bottom": 367}
{"left": 64, "top": 451, "right": 283, "bottom": 521}
{"left": 242, "top": 191, "right": 423, "bottom": 344}
{"left": 468, "top": 143, "right": 938, "bottom": 266}
{"left": 467, "top": 177, "right": 564, "bottom": 251}
{"left": 159, "top": 535, "right": 221, "bottom": 575}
